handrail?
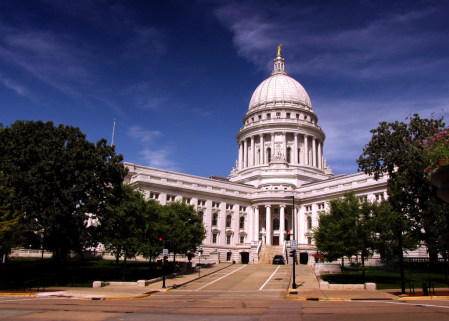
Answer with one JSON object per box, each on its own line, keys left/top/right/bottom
{"left": 256, "top": 240, "right": 262, "bottom": 261}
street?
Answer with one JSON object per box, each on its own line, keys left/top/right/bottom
{"left": 0, "top": 265, "right": 448, "bottom": 320}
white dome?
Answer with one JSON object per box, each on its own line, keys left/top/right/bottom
{"left": 249, "top": 74, "right": 312, "bottom": 111}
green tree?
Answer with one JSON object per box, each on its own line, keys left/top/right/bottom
{"left": 0, "top": 172, "right": 21, "bottom": 255}
{"left": 357, "top": 114, "right": 449, "bottom": 268}
{"left": 161, "top": 201, "right": 205, "bottom": 263}
{"left": 100, "top": 184, "right": 149, "bottom": 280}
{"left": 0, "top": 120, "right": 127, "bottom": 261}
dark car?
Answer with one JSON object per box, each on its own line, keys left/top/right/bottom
{"left": 272, "top": 255, "right": 285, "bottom": 265}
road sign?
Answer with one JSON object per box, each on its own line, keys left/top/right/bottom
{"left": 162, "top": 249, "right": 168, "bottom": 257}
{"left": 290, "top": 240, "right": 298, "bottom": 250}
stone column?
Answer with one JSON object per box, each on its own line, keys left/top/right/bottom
{"left": 318, "top": 141, "right": 322, "bottom": 169}
{"left": 265, "top": 205, "right": 271, "bottom": 245}
{"left": 304, "top": 135, "right": 309, "bottom": 165}
{"left": 250, "top": 136, "right": 255, "bottom": 166}
{"left": 280, "top": 205, "right": 285, "bottom": 246}
{"left": 254, "top": 206, "right": 259, "bottom": 243}
{"left": 243, "top": 138, "right": 248, "bottom": 168}
{"left": 271, "top": 133, "right": 275, "bottom": 162}
{"left": 294, "top": 133, "right": 298, "bottom": 164}
{"left": 238, "top": 141, "right": 243, "bottom": 170}
{"left": 297, "top": 206, "right": 302, "bottom": 243}
{"left": 259, "top": 134, "right": 264, "bottom": 164}
{"left": 312, "top": 137, "right": 317, "bottom": 167}
{"left": 282, "top": 132, "right": 287, "bottom": 161}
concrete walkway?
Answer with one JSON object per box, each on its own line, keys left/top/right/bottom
{"left": 32, "top": 263, "right": 233, "bottom": 299}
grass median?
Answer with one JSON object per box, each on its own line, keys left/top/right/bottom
{"left": 0, "top": 258, "right": 173, "bottom": 289}
{"left": 320, "top": 266, "right": 449, "bottom": 290}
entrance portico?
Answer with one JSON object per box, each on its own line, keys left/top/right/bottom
{"left": 254, "top": 204, "right": 297, "bottom": 246}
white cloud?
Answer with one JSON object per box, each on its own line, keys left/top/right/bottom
{"left": 127, "top": 125, "right": 161, "bottom": 144}
{"left": 140, "top": 148, "right": 181, "bottom": 172}
{"left": 0, "top": 74, "right": 27, "bottom": 96}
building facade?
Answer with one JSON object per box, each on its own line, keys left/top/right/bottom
{"left": 124, "top": 51, "right": 389, "bottom": 264}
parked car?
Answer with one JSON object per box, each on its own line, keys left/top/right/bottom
{"left": 272, "top": 255, "right": 285, "bottom": 265}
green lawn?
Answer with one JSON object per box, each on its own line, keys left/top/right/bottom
{"left": 0, "top": 258, "right": 172, "bottom": 289}
{"left": 321, "top": 266, "right": 449, "bottom": 290}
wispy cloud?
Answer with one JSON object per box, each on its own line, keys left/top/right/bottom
{"left": 214, "top": 1, "right": 448, "bottom": 79}
{"left": 0, "top": 74, "right": 27, "bottom": 96}
{"left": 126, "top": 125, "right": 180, "bottom": 171}
{"left": 127, "top": 125, "right": 161, "bottom": 144}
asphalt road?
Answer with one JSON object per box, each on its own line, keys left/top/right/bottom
{"left": 0, "top": 264, "right": 448, "bottom": 320}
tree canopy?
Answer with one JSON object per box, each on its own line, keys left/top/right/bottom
{"left": 313, "top": 191, "right": 417, "bottom": 277}
{"left": 357, "top": 114, "right": 449, "bottom": 266}
{"left": 0, "top": 120, "right": 127, "bottom": 260}
{"left": 0, "top": 172, "right": 21, "bottom": 254}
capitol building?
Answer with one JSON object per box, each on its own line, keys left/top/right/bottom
{"left": 124, "top": 49, "right": 388, "bottom": 264}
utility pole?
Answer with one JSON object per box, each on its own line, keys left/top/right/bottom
{"left": 396, "top": 219, "right": 405, "bottom": 294}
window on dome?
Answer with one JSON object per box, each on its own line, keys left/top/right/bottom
{"left": 258, "top": 115, "right": 262, "bottom": 120}
{"left": 286, "top": 113, "right": 291, "bottom": 118}
{"left": 267, "top": 148, "right": 272, "bottom": 162}
{"left": 296, "top": 114, "right": 300, "bottom": 119}
{"left": 276, "top": 112, "right": 281, "bottom": 118}
{"left": 251, "top": 117, "right": 254, "bottom": 122}
{"left": 298, "top": 148, "right": 301, "bottom": 164}
{"left": 287, "top": 147, "right": 291, "bottom": 163}
{"left": 267, "top": 113, "right": 271, "bottom": 119}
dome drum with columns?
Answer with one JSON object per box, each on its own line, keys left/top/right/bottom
{"left": 229, "top": 50, "right": 332, "bottom": 188}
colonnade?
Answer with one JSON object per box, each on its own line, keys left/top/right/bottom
{"left": 252, "top": 205, "right": 301, "bottom": 246}
{"left": 238, "top": 132, "right": 323, "bottom": 170}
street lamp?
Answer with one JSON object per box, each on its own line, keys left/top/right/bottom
{"left": 284, "top": 195, "right": 297, "bottom": 289}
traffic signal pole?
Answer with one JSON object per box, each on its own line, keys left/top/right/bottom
{"left": 285, "top": 195, "right": 297, "bottom": 289}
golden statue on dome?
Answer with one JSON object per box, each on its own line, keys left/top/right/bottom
{"left": 277, "top": 44, "right": 282, "bottom": 56}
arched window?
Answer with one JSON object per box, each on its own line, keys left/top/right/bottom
{"left": 198, "top": 211, "right": 204, "bottom": 222}
{"left": 239, "top": 216, "right": 245, "bottom": 229}
{"left": 267, "top": 147, "right": 272, "bottom": 163}
{"left": 287, "top": 147, "right": 291, "bottom": 163}
{"left": 307, "top": 216, "right": 312, "bottom": 230}
{"left": 226, "top": 215, "right": 232, "bottom": 228}
{"left": 273, "top": 218, "right": 280, "bottom": 231}
{"left": 212, "top": 214, "right": 218, "bottom": 227}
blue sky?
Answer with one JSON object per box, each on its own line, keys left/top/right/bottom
{"left": 1, "top": 0, "right": 448, "bottom": 177}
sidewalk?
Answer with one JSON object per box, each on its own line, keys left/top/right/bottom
{"left": 0, "top": 263, "right": 233, "bottom": 300}
{"left": 287, "top": 264, "right": 449, "bottom": 301}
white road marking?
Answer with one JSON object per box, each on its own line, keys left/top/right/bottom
{"left": 0, "top": 297, "right": 63, "bottom": 303}
{"left": 259, "top": 265, "right": 281, "bottom": 291}
{"left": 196, "top": 265, "right": 247, "bottom": 290}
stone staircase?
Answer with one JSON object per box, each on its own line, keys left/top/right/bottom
{"left": 258, "top": 245, "right": 284, "bottom": 264}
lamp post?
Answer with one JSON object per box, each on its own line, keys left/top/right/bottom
{"left": 285, "top": 195, "right": 297, "bottom": 289}
{"left": 395, "top": 219, "right": 405, "bottom": 294}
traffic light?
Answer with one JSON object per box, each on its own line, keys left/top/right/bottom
{"left": 289, "top": 250, "right": 295, "bottom": 258}
{"left": 286, "top": 231, "right": 291, "bottom": 241}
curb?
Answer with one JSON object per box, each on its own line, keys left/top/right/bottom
{"left": 0, "top": 293, "right": 38, "bottom": 297}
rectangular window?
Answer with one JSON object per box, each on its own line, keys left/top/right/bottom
{"left": 307, "top": 237, "right": 312, "bottom": 244}
{"left": 166, "top": 195, "right": 175, "bottom": 202}
{"left": 149, "top": 192, "right": 159, "bottom": 200}
{"left": 212, "top": 234, "right": 217, "bottom": 244}
{"left": 296, "top": 113, "right": 300, "bottom": 119}
{"left": 227, "top": 252, "right": 232, "bottom": 261}
{"left": 276, "top": 112, "right": 281, "bottom": 118}
{"left": 305, "top": 205, "right": 312, "bottom": 212}
{"left": 183, "top": 198, "right": 191, "bottom": 204}
{"left": 251, "top": 117, "right": 254, "bottom": 122}
{"left": 267, "top": 113, "right": 271, "bottom": 119}
{"left": 239, "top": 206, "right": 246, "bottom": 211}
{"left": 375, "top": 194, "right": 384, "bottom": 201}
{"left": 227, "top": 235, "right": 231, "bottom": 245}
{"left": 258, "top": 115, "right": 262, "bottom": 120}
{"left": 317, "top": 203, "right": 325, "bottom": 210}
{"left": 197, "top": 199, "right": 206, "bottom": 206}
{"left": 226, "top": 204, "right": 234, "bottom": 210}
{"left": 212, "top": 202, "right": 220, "bottom": 208}
{"left": 286, "top": 113, "right": 291, "bottom": 118}
{"left": 240, "top": 236, "right": 244, "bottom": 244}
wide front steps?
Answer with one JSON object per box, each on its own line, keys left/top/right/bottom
{"left": 258, "top": 245, "right": 284, "bottom": 264}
